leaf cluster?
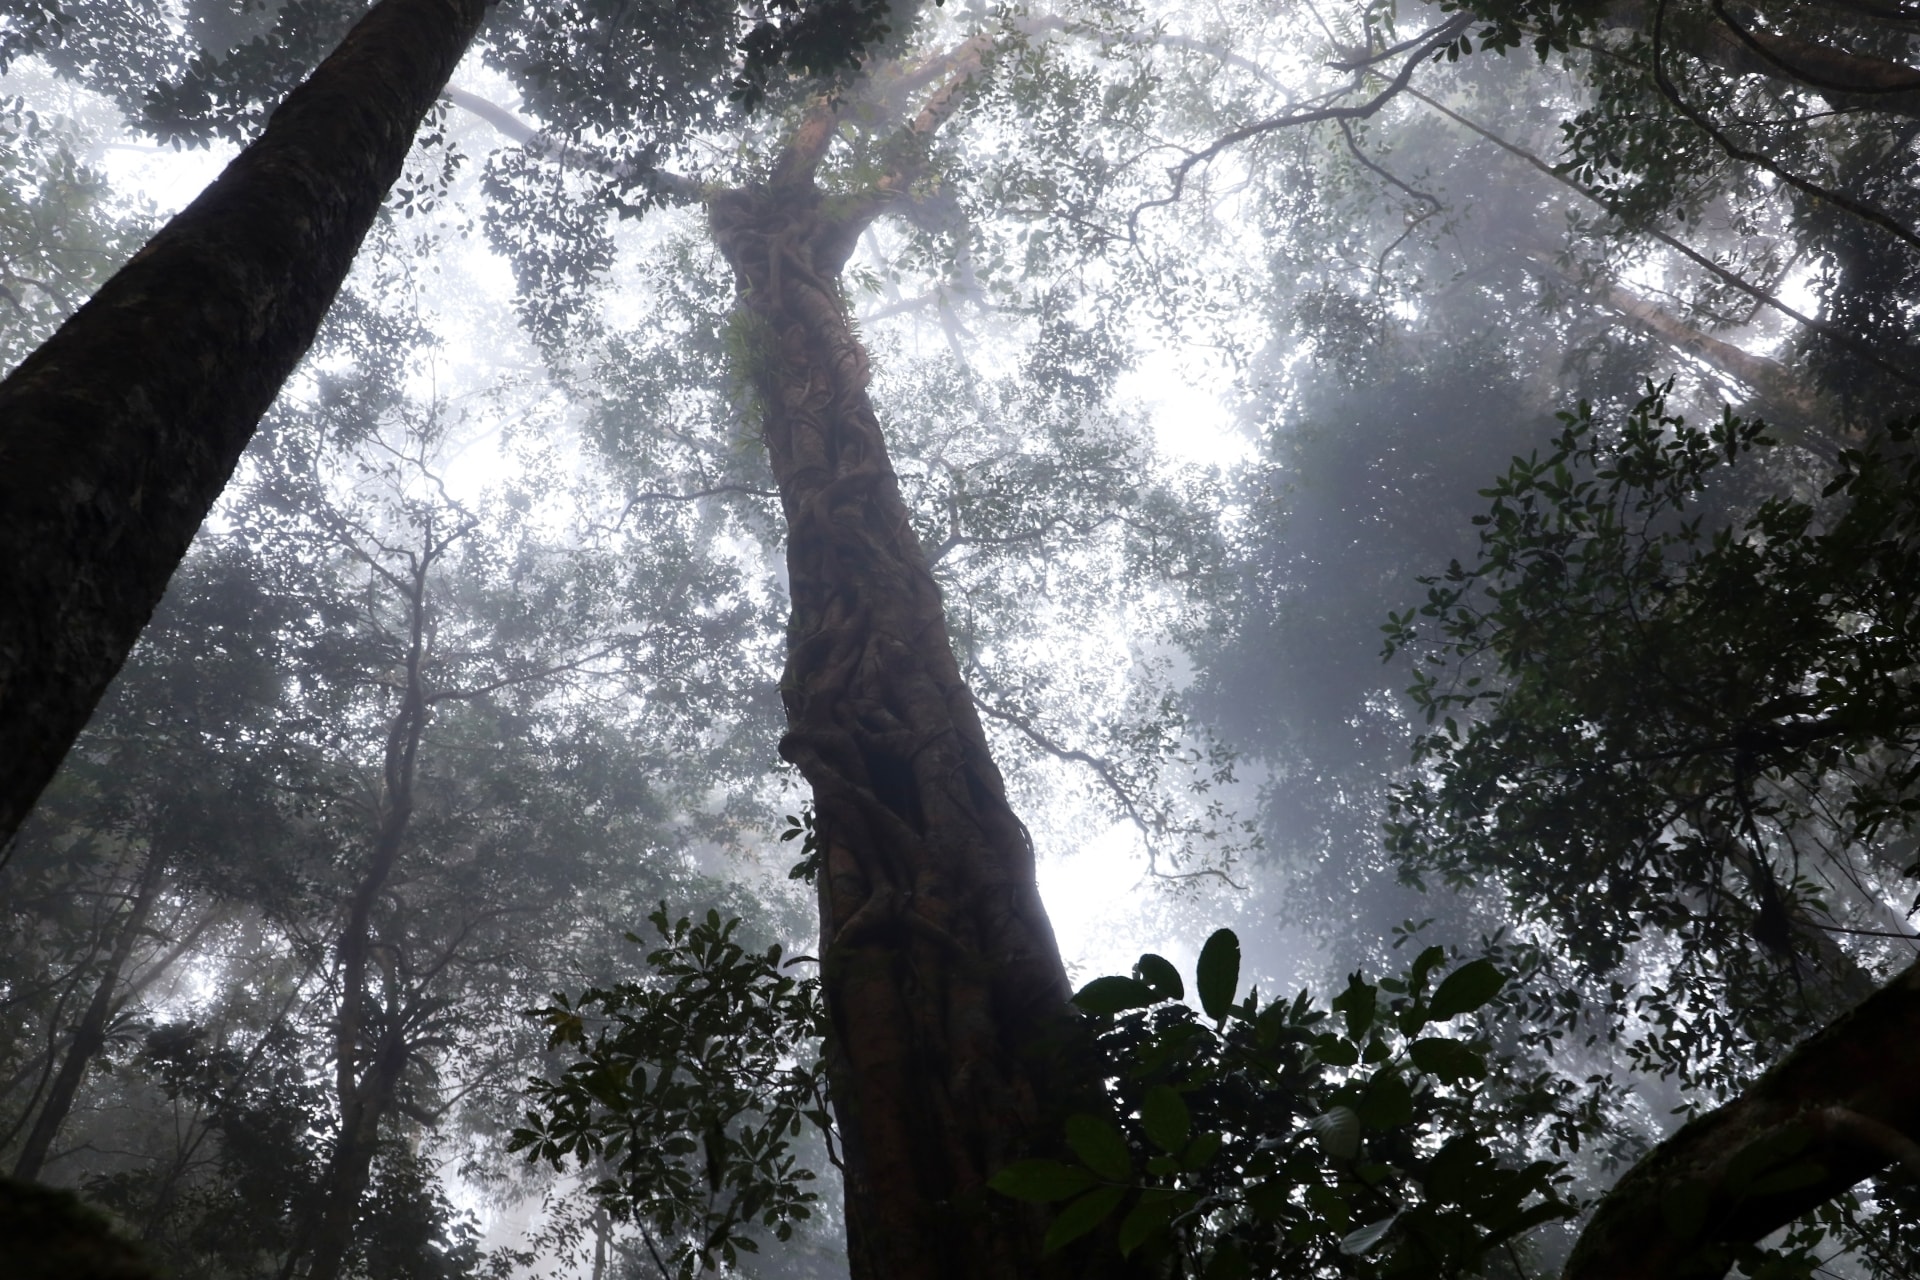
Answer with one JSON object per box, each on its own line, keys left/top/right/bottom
{"left": 1386, "top": 382, "right": 1920, "bottom": 1091}
{"left": 510, "top": 907, "right": 831, "bottom": 1278}
{"left": 992, "top": 929, "right": 1575, "bottom": 1277}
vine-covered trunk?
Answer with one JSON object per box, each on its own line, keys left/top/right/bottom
{"left": 0, "top": 0, "right": 488, "bottom": 850}
{"left": 711, "top": 181, "right": 1101, "bottom": 1280}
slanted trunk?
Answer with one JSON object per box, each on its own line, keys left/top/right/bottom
{"left": 1524, "top": 251, "right": 1826, "bottom": 429}
{"left": 12, "top": 841, "right": 165, "bottom": 1181}
{"left": 1564, "top": 958, "right": 1920, "bottom": 1280}
{"left": 711, "top": 178, "right": 1104, "bottom": 1280}
{"left": 0, "top": 0, "right": 489, "bottom": 848}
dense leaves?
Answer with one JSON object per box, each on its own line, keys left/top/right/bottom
{"left": 995, "top": 930, "right": 1580, "bottom": 1278}
{"left": 511, "top": 907, "right": 833, "bottom": 1279}
{"left": 1387, "top": 387, "right": 1920, "bottom": 1048}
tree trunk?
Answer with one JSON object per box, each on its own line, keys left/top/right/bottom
{"left": 1523, "top": 251, "right": 1827, "bottom": 429}
{"left": 1564, "top": 958, "right": 1920, "bottom": 1280}
{"left": 0, "top": 0, "right": 489, "bottom": 850}
{"left": 12, "top": 840, "right": 165, "bottom": 1181}
{"left": 291, "top": 557, "right": 432, "bottom": 1280}
{"left": 711, "top": 178, "right": 1108, "bottom": 1280}
{"left": 300, "top": 1019, "right": 409, "bottom": 1280}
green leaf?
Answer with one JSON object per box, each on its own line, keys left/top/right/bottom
{"left": 1311, "top": 1105, "right": 1360, "bottom": 1160}
{"left": 1140, "top": 1085, "right": 1191, "bottom": 1152}
{"left": 1331, "top": 972, "right": 1377, "bottom": 1039}
{"left": 1196, "top": 928, "right": 1241, "bottom": 1022}
{"left": 1117, "top": 1190, "right": 1186, "bottom": 1256}
{"left": 1409, "top": 945, "right": 1446, "bottom": 995}
{"left": 1246, "top": 1179, "right": 1291, "bottom": 1220}
{"left": 1339, "top": 1213, "right": 1400, "bottom": 1256}
{"left": 1066, "top": 1113, "right": 1132, "bottom": 1182}
{"left": 1133, "top": 953, "right": 1184, "bottom": 1001}
{"left": 1042, "top": 1185, "right": 1127, "bottom": 1255}
{"left": 1313, "top": 1035, "right": 1359, "bottom": 1067}
{"left": 1428, "top": 959, "right": 1505, "bottom": 1021}
{"left": 1356, "top": 1071, "right": 1414, "bottom": 1130}
{"left": 1072, "top": 975, "right": 1157, "bottom": 1015}
{"left": 1181, "top": 1130, "right": 1223, "bottom": 1172}
{"left": 1408, "top": 1036, "right": 1486, "bottom": 1084}
{"left": 989, "top": 1159, "right": 1098, "bottom": 1203}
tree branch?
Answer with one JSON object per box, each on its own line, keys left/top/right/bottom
{"left": 1130, "top": 13, "right": 1470, "bottom": 237}
{"left": 1563, "top": 959, "right": 1920, "bottom": 1280}
{"left": 1406, "top": 86, "right": 1920, "bottom": 394}
{"left": 1651, "top": 0, "right": 1920, "bottom": 255}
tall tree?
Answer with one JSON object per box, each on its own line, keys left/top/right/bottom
{"left": 0, "top": 0, "right": 897, "bottom": 854}
{"left": 702, "top": 52, "right": 1112, "bottom": 1279}
{"left": 0, "top": 0, "right": 488, "bottom": 849}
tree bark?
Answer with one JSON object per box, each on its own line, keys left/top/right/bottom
{"left": 0, "top": 0, "right": 489, "bottom": 850}
{"left": 11, "top": 840, "right": 166, "bottom": 1181}
{"left": 1601, "top": 1, "right": 1920, "bottom": 119}
{"left": 711, "top": 175, "right": 1106, "bottom": 1280}
{"left": 1563, "top": 958, "right": 1920, "bottom": 1280}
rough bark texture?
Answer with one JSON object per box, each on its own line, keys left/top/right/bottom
{"left": 1564, "top": 958, "right": 1920, "bottom": 1280}
{"left": 0, "top": 0, "right": 489, "bottom": 849}
{"left": 711, "top": 177, "right": 1105, "bottom": 1280}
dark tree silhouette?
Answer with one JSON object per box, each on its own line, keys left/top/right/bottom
{"left": 0, "top": 0, "right": 490, "bottom": 849}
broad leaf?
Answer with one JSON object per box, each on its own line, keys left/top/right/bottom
{"left": 1311, "top": 1105, "right": 1360, "bottom": 1160}
{"left": 1133, "top": 952, "right": 1184, "bottom": 1001}
{"left": 988, "top": 1159, "right": 1098, "bottom": 1203}
{"left": 1428, "top": 959, "right": 1504, "bottom": 1020}
{"left": 1065, "top": 1113, "right": 1132, "bottom": 1182}
{"left": 1042, "top": 1185, "right": 1127, "bottom": 1255}
{"left": 1072, "top": 975, "right": 1157, "bottom": 1015}
{"left": 1140, "top": 1085, "right": 1191, "bottom": 1152}
{"left": 1196, "top": 928, "right": 1241, "bottom": 1022}
{"left": 1408, "top": 1036, "right": 1486, "bottom": 1084}
{"left": 1339, "top": 1213, "right": 1400, "bottom": 1256}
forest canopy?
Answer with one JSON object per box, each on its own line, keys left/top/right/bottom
{"left": 0, "top": 1, "right": 1917, "bottom": 1278}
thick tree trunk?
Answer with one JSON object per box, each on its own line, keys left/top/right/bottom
{"left": 0, "top": 0, "right": 489, "bottom": 849}
{"left": 711, "top": 179, "right": 1106, "bottom": 1280}
{"left": 1564, "top": 958, "right": 1920, "bottom": 1280}
{"left": 12, "top": 841, "right": 165, "bottom": 1181}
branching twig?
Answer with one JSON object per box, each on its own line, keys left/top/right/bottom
{"left": 1129, "top": 13, "right": 1470, "bottom": 238}
{"left": 970, "top": 693, "right": 1245, "bottom": 887}
{"left": 1407, "top": 86, "right": 1920, "bottom": 393}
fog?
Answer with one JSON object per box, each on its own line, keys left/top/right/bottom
{"left": 2, "top": 1, "right": 1917, "bottom": 1277}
